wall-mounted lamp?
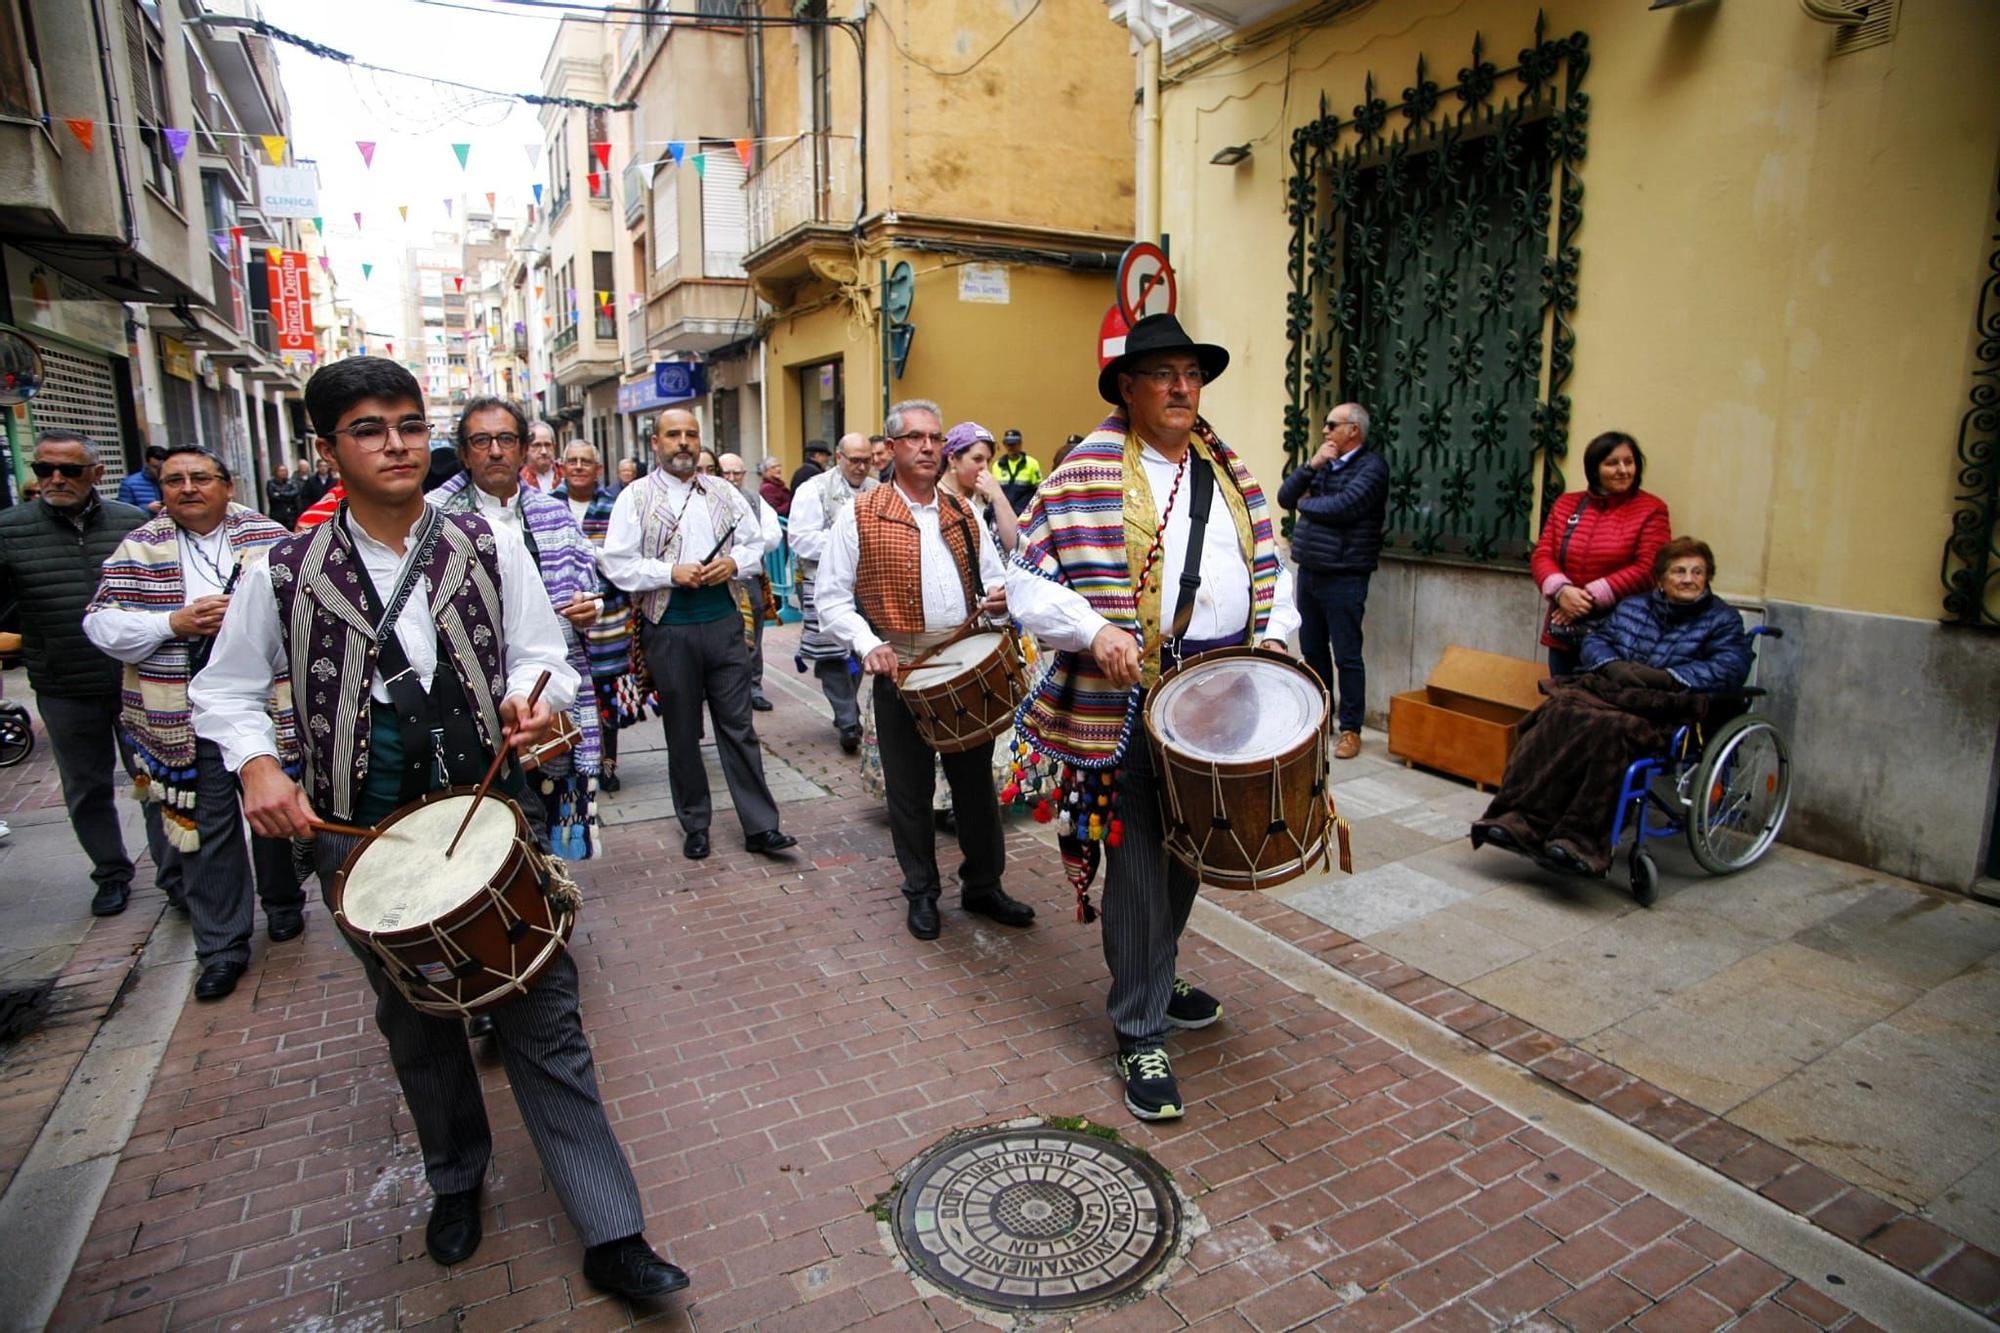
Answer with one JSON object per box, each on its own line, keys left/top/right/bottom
{"left": 1209, "top": 143, "right": 1252, "bottom": 167}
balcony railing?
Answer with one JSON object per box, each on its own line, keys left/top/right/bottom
{"left": 623, "top": 155, "right": 648, "bottom": 228}
{"left": 552, "top": 322, "right": 579, "bottom": 356}
{"left": 547, "top": 186, "right": 571, "bottom": 224}
{"left": 747, "top": 132, "right": 859, "bottom": 254}
{"left": 511, "top": 330, "right": 528, "bottom": 356}
{"left": 595, "top": 312, "right": 618, "bottom": 340}
{"left": 626, "top": 308, "right": 648, "bottom": 371}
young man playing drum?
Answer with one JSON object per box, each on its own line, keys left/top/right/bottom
{"left": 1007, "top": 314, "right": 1299, "bottom": 1122}
{"left": 189, "top": 358, "right": 688, "bottom": 1300}
{"left": 815, "top": 399, "right": 1037, "bottom": 942}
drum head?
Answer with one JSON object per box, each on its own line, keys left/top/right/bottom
{"left": 1150, "top": 655, "right": 1325, "bottom": 763}
{"left": 340, "top": 796, "right": 517, "bottom": 934}
{"left": 902, "top": 631, "right": 1006, "bottom": 691}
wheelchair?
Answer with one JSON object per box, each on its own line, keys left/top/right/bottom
{"left": 1609, "top": 626, "right": 1792, "bottom": 907}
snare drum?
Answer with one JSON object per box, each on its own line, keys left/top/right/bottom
{"left": 331, "top": 788, "right": 574, "bottom": 1017}
{"left": 898, "top": 626, "right": 1028, "bottom": 755}
{"left": 1145, "top": 647, "right": 1333, "bottom": 890}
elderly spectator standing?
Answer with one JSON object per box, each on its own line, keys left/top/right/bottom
{"left": 555, "top": 441, "right": 640, "bottom": 793}
{"left": 520, "top": 418, "right": 561, "bottom": 492}
{"left": 603, "top": 408, "right": 796, "bottom": 862}
{"left": 817, "top": 400, "right": 1034, "bottom": 941}
{"left": 296, "top": 456, "right": 335, "bottom": 510}
{"left": 991, "top": 427, "right": 1042, "bottom": 515}
{"left": 870, "top": 434, "right": 894, "bottom": 483}
{"left": 0, "top": 432, "right": 163, "bottom": 916}
{"left": 615, "top": 456, "right": 640, "bottom": 489}
{"left": 758, "top": 455, "right": 792, "bottom": 517}
{"left": 1278, "top": 401, "right": 1388, "bottom": 761}
{"left": 721, "top": 452, "right": 782, "bottom": 711}
{"left": 789, "top": 440, "right": 830, "bottom": 495}
{"left": 264, "top": 463, "right": 302, "bottom": 530}
{"left": 788, "top": 433, "right": 878, "bottom": 751}
{"left": 83, "top": 446, "right": 303, "bottom": 1000}
{"left": 1530, "top": 430, "right": 1671, "bottom": 677}
{"left": 1007, "top": 313, "right": 1299, "bottom": 1122}
{"left": 118, "top": 444, "right": 169, "bottom": 515}
{"left": 430, "top": 400, "right": 603, "bottom": 861}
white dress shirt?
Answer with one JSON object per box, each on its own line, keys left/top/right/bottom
{"left": 461, "top": 483, "right": 523, "bottom": 537}
{"left": 600, "top": 471, "right": 764, "bottom": 593}
{"left": 786, "top": 470, "right": 873, "bottom": 569}
{"left": 83, "top": 522, "right": 238, "bottom": 665}
{"left": 815, "top": 482, "right": 1009, "bottom": 662}
{"left": 190, "top": 508, "right": 579, "bottom": 774}
{"left": 734, "top": 490, "right": 782, "bottom": 586}
{"left": 1007, "top": 440, "right": 1300, "bottom": 654}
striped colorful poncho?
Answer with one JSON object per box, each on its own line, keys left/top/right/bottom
{"left": 85, "top": 506, "right": 299, "bottom": 850}
{"left": 555, "top": 482, "right": 654, "bottom": 728}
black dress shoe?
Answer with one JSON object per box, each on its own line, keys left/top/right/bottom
{"left": 838, "top": 725, "right": 861, "bottom": 754}
{"left": 466, "top": 1013, "right": 495, "bottom": 1039}
{"left": 425, "top": 1187, "right": 482, "bottom": 1266}
{"left": 582, "top": 1235, "right": 689, "bottom": 1300}
{"left": 266, "top": 907, "right": 304, "bottom": 942}
{"left": 907, "top": 895, "right": 941, "bottom": 940}
{"left": 750, "top": 694, "right": 774, "bottom": 712}
{"left": 600, "top": 768, "right": 621, "bottom": 793}
{"left": 683, "top": 829, "right": 710, "bottom": 860}
{"left": 90, "top": 883, "right": 130, "bottom": 917}
{"left": 194, "top": 961, "right": 245, "bottom": 1001}
{"left": 962, "top": 888, "right": 1036, "bottom": 928}
{"left": 745, "top": 829, "right": 797, "bottom": 855}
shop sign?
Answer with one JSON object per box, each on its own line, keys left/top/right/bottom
{"left": 616, "top": 361, "right": 708, "bottom": 414}
{"left": 3, "top": 245, "right": 127, "bottom": 357}
{"left": 957, "top": 264, "right": 1010, "bottom": 304}
{"left": 266, "top": 251, "right": 314, "bottom": 353}
{"left": 257, "top": 165, "right": 319, "bottom": 219}
{"left": 159, "top": 335, "right": 194, "bottom": 381}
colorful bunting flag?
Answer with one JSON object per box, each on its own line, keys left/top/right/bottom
{"left": 354, "top": 211, "right": 364, "bottom": 229}
{"left": 65, "top": 118, "right": 93, "bottom": 152}
{"left": 266, "top": 247, "right": 282, "bottom": 266}
{"left": 691, "top": 153, "right": 706, "bottom": 178}
{"left": 398, "top": 204, "right": 408, "bottom": 222}
{"left": 532, "top": 183, "right": 544, "bottom": 204}
{"left": 312, "top": 215, "right": 323, "bottom": 233}
{"left": 318, "top": 254, "right": 331, "bottom": 273}
{"left": 451, "top": 143, "right": 471, "bottom": 169}
{"left": 357, "top": 141, "right": 376, "bottom": 167}
{"left": 525, "top": 143, "right": 542, "bottom": 169}
{"left": 666, "top": 141, "right": 685, "bottom": 166}
{"left": 485, "top": 190, "right": 496, "bottom": 212}
{"left": 260, "top": 134, "right": 286, "bottom": 165}
{"left": 534, "top": 284, "right": 544, "bottom": 299}
{"left": 590, "top": 141, "right": 611, "bottom": 173}
{"left": 734, "top": 138, "right": 753, "bottom": 171}
{"left": 163, "top": 127, "right": 190, "bottom": 160}
{"left": 454, "top": 275, "right": 464, "bottom": 292}
{"left": 362, "top": 263, "right": 374, "bottom": 280}
{"left": 586, "top": 171, "right": 601, "bottom": 195}
{"left": 443, "top": 199, "right": 453, "bottom": 218}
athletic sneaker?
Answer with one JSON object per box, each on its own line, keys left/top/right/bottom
{"left": 1116, "top": 1048, "right": 1184, "bottom": 1121}
{"left": 1166, "top": 977, "right": 1222, "bottom": 1030}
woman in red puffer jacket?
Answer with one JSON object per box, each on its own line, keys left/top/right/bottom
{"left": 1529, "top": 431, "right": 1670, "bottom": 676}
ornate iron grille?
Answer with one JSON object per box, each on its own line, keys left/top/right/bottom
{"left": 1286, "top": 18, "right": 1589, "bottom": 563}
{"left": 1941, "top": 161, "right": 1999, "bottom": 629}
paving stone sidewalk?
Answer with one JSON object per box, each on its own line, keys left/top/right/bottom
{"left": 33, "top": 635, "right": 1937, "bottom": 1331}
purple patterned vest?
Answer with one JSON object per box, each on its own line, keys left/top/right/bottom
{"left": 266, "top": 509, "right": 507, "bottom": 820}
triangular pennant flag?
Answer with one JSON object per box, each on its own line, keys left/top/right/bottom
{"left": 64, "top": 118, "right": 93, "bottom": 152}
{"left": 386, "top": 341, "right": 394, "bottom": 356}
{"left": 454, "top": 275, "right": 464, "bottom": 292}
{"left": 443, "top": 199, "right": 453, "bottom": 218}
{"left": 260, "top": 134, "right": 286, "bottom": 165}
{"left": 312, "top": 215, "right": 323, "bottom": 233}
{"left": 357, "top": 141, "right": 376, "bottom": 167}
{"left": 525, "top": 143, "right": 542, "bottom": 169}
{"left": 318, "top": 254, "right": 330, "bottom": 273}
{"left": 354, "top": 211, "right": 363, "bottom": 229}
{"left": 534, "top": 284, "right": 544, "bottom": 300}
{"left": 590, "top": 141, "right": 611, "bottom": 173}
{"left": 532, "top": 183, "right": 544, "bottom": 204}
{"left": 485, "top": 191, "right": 496, "bottom": 212}
{"left": 586, "top": 171, "right": 601, "bottom": 195}
{"left": 451, "top": 143, "right": 470, "bottom": 169}
{"left": 266, "top": 247, "right": 282, "bottom": 266}
{"left": 666, "top": 141, "right": 685, "bottom": 166}
{"left": 598, "top": 290, "right": 610, "bottom": 307}
{"left": 691, "top": 153, "right": 706, "bottom": 178}
{"left": 734, "top": 138, "right": 753, "bottom": 171}
{"left": 362, "top": 263, "right": 374, "bottom": 280}
{"left": 229, "top": 225, "right": 244, "bottom": 246}
{"left": 397, "top": 204, "right": 408, "bottom": 222}
{"left": 163, "top": 127, "right": 191, "bottom": 160}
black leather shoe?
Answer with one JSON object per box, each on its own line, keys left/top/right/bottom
{"left": 90, "top": 884, "right": 130, "bottom": 917}
{"left": 582, "top": 1235, "right": 689, "bottom": 1300}
{"left": 165, "top": 895, "right": 190, "bottom": 916}
{"left": 466, "top": 1013, "right": 495, "bottom": 1039}
{"left": 425, "top": 1187, "right": 482, "bottom": 1266}
{"left": 962, "top": 888, "right": 1036, "bottom": 928}
{"left": 745, "top": 829, "right": 797, "bottom": 855}
{"left": 194, "top": 961, "right": 245, "bottom": 1001}
{"left": 266, "top": 908, "right": 304, "bottom": 942}
{"left": 838, "top": 725, "right": 861, "bottom": 754}
{"left": 600, "top": 768, "right": 621, "bottom": 793}
{"left": 750, "top": 694, "right": 774, "bottom": 712}
{"left": 683, "top": 829, "right": 710, "bottom": 860}
{"left": 907, "top": 895, "right": 941, "bottom": 940}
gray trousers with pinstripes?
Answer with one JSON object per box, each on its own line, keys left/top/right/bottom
{"left": 313, "top": 818, "right": 645, "bottom": 1248}
{"left": 1101, "top": 737, "right": 1201, "bottom": 1053}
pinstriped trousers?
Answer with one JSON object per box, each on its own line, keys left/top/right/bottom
{"left": 313, "top": 821, "right": 645, "bottom": 1247}
{"left": 1101, "top": 736, "right": 1201, "bottom": 1053}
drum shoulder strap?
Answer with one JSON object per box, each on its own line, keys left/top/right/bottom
{"left": 1169, "top": 455, "right": 1216, "bottom": 641}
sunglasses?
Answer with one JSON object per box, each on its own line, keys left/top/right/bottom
{"left": 31, "top": 461, "right": 89, "bottom": 480}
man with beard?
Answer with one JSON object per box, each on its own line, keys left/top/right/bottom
{"left": 520, "top": 418, "right": 561, "bottom": 492}
{"left": 603, "top": 408, "right": 796, "bottom": 862}
{"left": 554, "top": 440, "right": 641, "bottom": 791}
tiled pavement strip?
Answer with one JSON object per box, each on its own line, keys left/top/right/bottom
{"left": 0, "top": 636, "right": 1988, "bottom": 1329}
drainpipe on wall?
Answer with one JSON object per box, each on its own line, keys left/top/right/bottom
{"left": 1130, "top": 10, "right": 1162, "bottom": 245}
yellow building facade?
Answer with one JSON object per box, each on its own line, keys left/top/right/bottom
{"left": 1133, "top": 0, "right": 2000, "bottom": 891}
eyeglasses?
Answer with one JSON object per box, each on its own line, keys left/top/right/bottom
{"left": 1135, "top": 367, "right": 1205, "bottom": 388}
{"left": 464, "top": 432, "right": 521, "bottom": 452}
{"left": 893, "top": 431, "right": 946, "bottom": 445}
{"left": 330, "top": 419, "right": 431, "bottom": 451}
{"left": 1324, "top": 418, "right": 1350, "bottom": 431}
{"left": 30, "top": 461, "right": 89, "bottom": 480}
{"left": 721, "top": 468, "right": 746, "bottom": 479}
{"left": 161, "top": 472, "right": 223, "bottom": 489}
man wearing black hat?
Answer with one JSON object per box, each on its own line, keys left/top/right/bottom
{"left": 789, "top": 439, "right": 831, "bottom": 496}
{"left": 1006, "top": 313, "right": 1298, "bottom": 1123}
{"left": 991, "top": 428, "right": 1041, "bottom": 514}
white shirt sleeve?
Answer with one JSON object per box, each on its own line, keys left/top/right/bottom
{"left": 492, "top": 522, "right": 579, "bottom": 714}
{"left": 83, "top": 606, "right": 178, "bottom": 665}
{"left": 724, "top": 488, "right": 764, "bottom": 570}
{"left": 1264, "top": 561, "right": 1301, "bottom": 645}
{"left": 812, "top": 505, "right": 881, "bottom": 660}
{"left": 976, "top": 512, "right": 1007, "bottom": 591}
{"left": 759, "top": 495, "right": 781, "bottom": 549}
{"left": 787, "top": 478, "right": 832, "bottom": 565}
{"left": 600, "top": 483, "right": 676, "bottom": 593}
{"left": 189, "top": 559, "right": 288, "bottom": 773}
{"left": 1006, "top": 560, "right": 1112, "bottom": 654}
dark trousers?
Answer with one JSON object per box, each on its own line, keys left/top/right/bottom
{"left": 871, "top": 675, "right": 1005, "bottom": 902}
{"left": 594, "top": 678, "right": 621, "bottom": 769}
{"left": 816, "top": 658, "right": 861, "bottom": 732}
{"left": 1298, "top": 568, "right": 1371, "bottom": 734}
{"left": 175, "top": 739, "right": 301, "bottom": 968}
{"left": 1101, "top": 735, "right": 1200, "bottom": 1052}
{"left": 1546, "top": 644, "right": 1583, "bottom": 678}
{"left": 312, "top": 824, "right": 646, "bottom": 1248}
{"left": 39, "top": 692, "right": 172, "bottom": 895}
{"left": 640, "top": 615, "right": 781, "bottom": 838}
{"left": 742, "top": 586, "right": 768, "bottom": 694}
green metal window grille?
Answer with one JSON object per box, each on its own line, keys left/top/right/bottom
{"left": 1285, "top": 17, "right": 1589, "bottom": 563}
{"left": 1941, "top": 161, "right": 1999, "bottom": 629}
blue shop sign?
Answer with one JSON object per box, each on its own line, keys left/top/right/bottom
{"left": 617, "top": 361, "right": 709, "bottom": 414}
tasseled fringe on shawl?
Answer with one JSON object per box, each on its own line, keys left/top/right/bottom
{"left": 539, "top": 771, "right": 599, "bottom": 861}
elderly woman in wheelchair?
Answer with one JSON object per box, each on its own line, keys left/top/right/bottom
{"left": 1472, "top": 537, "right": 1788, "bottom": 903}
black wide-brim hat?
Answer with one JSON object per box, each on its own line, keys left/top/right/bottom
{"left": 1098, "top": 312, "right": 1230, "bottom": 405}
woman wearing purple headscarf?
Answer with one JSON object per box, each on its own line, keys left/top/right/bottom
{"left": 938, "top": 421, "right": 1021, "bottom": 555}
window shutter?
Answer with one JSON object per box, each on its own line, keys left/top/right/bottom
{"left": 125, "top": 1, "right": 156, "bottom": 121}
{"left": 653, "top": 170, "right": 679, "bottom": 268}
{"left": 700, "top": 151, "right": 747, "bottom": 277}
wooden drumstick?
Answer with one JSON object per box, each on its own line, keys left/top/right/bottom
{"left": 445, "top": 669, "right": 551, "bottom": 859}
{"left": 308, "top": 817, "right": 382, "bottom": 841}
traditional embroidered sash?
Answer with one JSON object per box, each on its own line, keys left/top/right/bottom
{"left": 631, "top": 470, "right": 738, "bottom": 625}
{"left": 88, "top": 506, "right": 298, "bottom": 850}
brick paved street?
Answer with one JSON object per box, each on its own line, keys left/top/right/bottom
{"left": 3, "top": 636, "right": 1990, "bottom": 1329}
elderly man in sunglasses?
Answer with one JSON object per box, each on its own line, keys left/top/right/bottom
{"left": 0, "top": 432, "right": 164, "bottom": 917}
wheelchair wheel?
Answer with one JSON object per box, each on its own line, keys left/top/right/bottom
{"left": 1629, "top": 847, "right": 1659, "bottom": 908}
{"left": 1686, "top": 714, "right": 1790, "bottom": 874}
{"left": 0, "top": 705, "right": 32, "bottom": 769}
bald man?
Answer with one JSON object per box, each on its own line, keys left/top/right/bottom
{"left": 787, "top": 432, "right": 879, "bottom": 750}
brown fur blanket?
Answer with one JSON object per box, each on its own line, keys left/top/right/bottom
{"left": 1472, "top": 672, "right": 1725, "bottom": 874}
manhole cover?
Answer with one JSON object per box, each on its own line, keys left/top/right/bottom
{"left": 892, "top": 1126, "right": 1180, "bottom": 1312}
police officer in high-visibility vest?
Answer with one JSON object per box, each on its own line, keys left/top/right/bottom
{"left": 990, "top": 428, "right": 1042, "bottom": 514}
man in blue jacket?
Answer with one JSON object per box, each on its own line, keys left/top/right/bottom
{"left": 116, "top": 444, "right": 168, "bottom": 515}
{"left": 1278, "top": 402, "right": 1388, "bottom": 761}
